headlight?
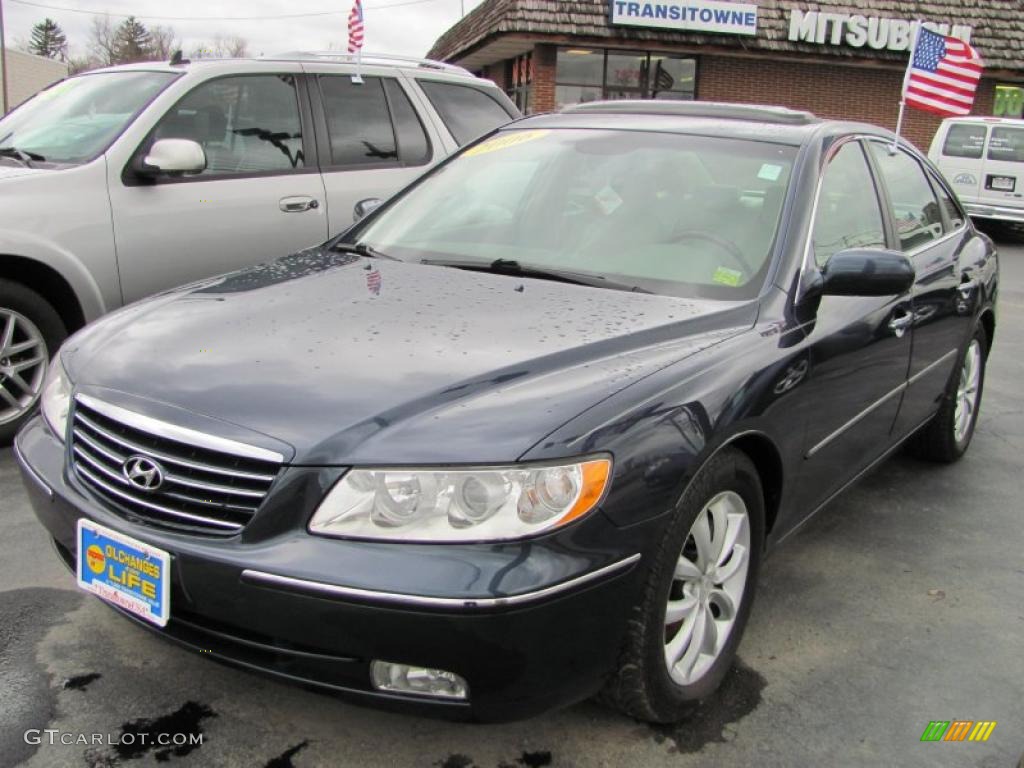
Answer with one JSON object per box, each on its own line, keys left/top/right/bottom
{"left": 309, "top": 458, "right": 611, "bottom": 542}
{"left": 40, "top": 357, "right": 72, "bottom": 441}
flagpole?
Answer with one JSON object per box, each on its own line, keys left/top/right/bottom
{"left": 0, "top": 0, "right": 10, "bottom": 115}
{"left": 892, "top": 22, "right": 924, "bottom": 153}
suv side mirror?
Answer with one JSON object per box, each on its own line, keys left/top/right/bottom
{"left": 138, "top": 139, "right": 207, "bottom": 176}
{"left": 353, "top": 198, "right": 383, "bottom": 222}
{"left": 818, "top": 248, "right": 915, "bottom": 298}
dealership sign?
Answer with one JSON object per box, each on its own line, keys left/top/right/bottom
{"left": 788, "top": 10, "right": 972, "bottom": 52}
{"left": 610, "top": 1, "right": 758, "bottom": 36}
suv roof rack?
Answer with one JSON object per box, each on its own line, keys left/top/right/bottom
{"left": 562, "top": 100, "right": 819, "bottom": 125}
{"left": 267, "top": 51, "right": 474, "bottom": 76}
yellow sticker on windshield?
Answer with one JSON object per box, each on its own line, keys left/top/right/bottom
{"left": 463, "top": 130, "right": 549, "bottom": 157}
{"left": 713, "top": 267, "right": 743, "bottom": 287}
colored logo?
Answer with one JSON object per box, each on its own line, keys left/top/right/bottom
{"left": 122, "top": 456, "right": 165, "bottom": 492}
{"left": 85, "top": 544, "right": 105, "bottom": 575}
{"left": 921, "top": 720, "right": 997, "bottom": 742}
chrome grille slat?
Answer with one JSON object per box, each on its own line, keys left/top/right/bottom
{"left": 70, "top": 399, "right": 281, "bottom": 536}
{"left": 75, "top": 412, "right": 279, "bottom": 482}
{"left": 75, "top": 465, "right": 243, "bottom": 531}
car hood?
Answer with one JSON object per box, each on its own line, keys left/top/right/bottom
{"left": 66, "top": 248, "right": 755, "bottom": 464}
{"left": 0, "top": 163, "right": 48, "bottom": 182}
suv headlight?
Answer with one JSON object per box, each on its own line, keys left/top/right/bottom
{"left": 40, "top": 357, "right": 72, "bottom": 441}
{"left": 309, "top": 458, "right": 611, "bottom": 542}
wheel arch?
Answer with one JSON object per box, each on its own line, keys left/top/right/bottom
{"left": 0, "top": 254, "right": 89, "bottom": 334}
{"left": 716, "top": 431, "right": 784, "bottom": 540}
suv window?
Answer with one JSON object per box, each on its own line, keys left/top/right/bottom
{"left": 318, "top": 76, "right": 430, "bottom": 168}
{"left": 152, "top": 74, "right": 305, "bottom": 176}
{"left": 987, "top": 126, "right": 1024, "bottom": 163}
{"left": 869, "top": 144, "right": 943, "bottom": 251}
{"left": 812, "top": 142, "right": 886, "bottom": 266}
{"left": 942, "top": 123, "right": 986, "bottom": 159}
{"left": 418, "top": 81, "right": 512, "bottom": 145}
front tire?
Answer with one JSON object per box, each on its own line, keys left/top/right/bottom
{"left": 907, "top": 323, "right": 988, "bottom": 464}
{"left": 600, "top": 448, "right": 765, "bottom": 723}
{"left": 0, "top": 280, "right": 67, "bottom": 444}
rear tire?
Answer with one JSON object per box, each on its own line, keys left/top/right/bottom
{"left": 600, "top": 447, "right": 765, "bottom": 723}
{"left": 0, "top": 280, "right": 67, "bottom": 444}
{"left": 907, "top": 323, "right": 988, "bottom": 464}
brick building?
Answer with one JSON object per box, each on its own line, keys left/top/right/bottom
{"left": 427, "top": 0, "right": 1024, "bottom": 150}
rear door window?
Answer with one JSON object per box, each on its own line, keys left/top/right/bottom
{"left": 417, "top": 81, "right": 513, "bottom": 145}
{"left": 942, "top": 123, "right": 986, "bottom": 159}
{"left": 987, "top": 126, "right": 1024, "bottom": 163}
{"left": 317, "top": 76, "right": 431, "bottom": 168}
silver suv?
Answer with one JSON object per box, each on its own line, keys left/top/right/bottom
{"left": 0, "top": 52, "right": 519, "bottom": 440}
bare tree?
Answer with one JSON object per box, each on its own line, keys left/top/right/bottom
{"left": 149, "top": 25, "right": 180, "bottom": 61}
{"left": 87, "top": 15, "right": 118, "bottom": 67}
{"left": 191, "top": 33, "right": 249, "bottom": 59}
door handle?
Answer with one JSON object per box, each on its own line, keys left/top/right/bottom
{"left": 888, "top": 312, "right": 913, "bottom": 338}
{"left": 279, "top": 196, "right": 319, "bottom": 213}
{"left": 958, "top": 276, "right": 980, "bottom": 298}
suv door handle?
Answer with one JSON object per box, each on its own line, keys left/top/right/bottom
{"left": 888, "top": 312, "right": 914, "bottom": 338}
{"left": 280, "top": 196, "right": 319, "bottom": 213}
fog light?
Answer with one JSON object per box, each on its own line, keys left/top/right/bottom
{"left": 370, "top": 661, "right": 468, "bottom": 700}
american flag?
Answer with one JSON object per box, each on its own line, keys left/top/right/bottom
{"left": 348, "top": 0, "right": 365, "bottom": 54}
{"left": 366, "top": 268, "right": 382, "bottom": 295}
{"left": 904, "top": 28, "right": 983, "bottom": 117}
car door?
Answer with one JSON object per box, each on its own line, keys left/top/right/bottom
{"left": 108, "top": 71, "right": 328, "bottom": 303}
{"left": 792, "top": 139, "right": 914, "bottom": 510}
{"left": 307, "top": 70, "right": 439, "bottom": 237}
{"left": 866, "top": 141, "right": 977, "bottom": 437}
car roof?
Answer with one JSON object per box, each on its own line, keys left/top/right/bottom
{"left": 938, "top": 115, "right": 1024, "bottom": 125}
{"left": 509, "top": 101, "right": 895, "bottom": 147}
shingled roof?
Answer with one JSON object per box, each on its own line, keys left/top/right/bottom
{"left": 428, "top": 0, "right": 1024, "bottom": 74}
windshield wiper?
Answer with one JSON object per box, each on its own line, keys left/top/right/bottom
{"left": 0, "top": 146, "right": 45, "bottom": 167}
{"left": 421, "top": 257, "right": 651, "bottom": 293}
{"left": 330, "top": 242, "right": 399, "bottom": 261}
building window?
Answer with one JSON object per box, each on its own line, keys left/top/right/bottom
{"left": 555, "top": 47, "right": 696, "bottom": 109}
{"left": 994, "top": 85, "right": 1024, "bottom": 118}
{"left": 507, "top": 53, "right": 533, "bottom": 113}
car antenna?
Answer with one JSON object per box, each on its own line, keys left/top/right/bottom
{"left": 169, "top": 50, "right": 189, "bottom": 67}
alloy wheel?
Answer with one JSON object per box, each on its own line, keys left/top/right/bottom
{"left": 954, "top": 339, "right": 982, "bottom": 444}
{"left": 664, "top": 490, "right": 751, "bottom": 686}
{"left": 0, "top": 309, "right": 48, "bottom": 426}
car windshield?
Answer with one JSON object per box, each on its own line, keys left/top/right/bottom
{"left": 0, "top": 71, "right": 178, "bottom": 165}
{"left": 355, "top": 128, "right": 796, "bottom": 299}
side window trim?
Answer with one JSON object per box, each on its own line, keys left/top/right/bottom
{"left": 122, "top": 72, "right": 317, "bottom": 187}
{"left": 381, "top": 77, "right": 434, "bottom": 168}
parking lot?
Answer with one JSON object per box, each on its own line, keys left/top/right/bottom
{"left": 0, "top": 233, "right": 1021, "bottom": 768}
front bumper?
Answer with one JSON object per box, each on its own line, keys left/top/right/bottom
{"left": 14, "top": 417, "right": 652, "bottom": 722}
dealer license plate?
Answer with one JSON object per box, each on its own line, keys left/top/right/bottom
{"left": 76, "top": 519, "right": 170, "bottom": 627}
{"left": 988, "top": 175, "right": 1016, "bottom": 192}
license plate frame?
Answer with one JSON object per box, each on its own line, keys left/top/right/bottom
{"left": 76, "top": 519, "right": 170, "bottom": 627}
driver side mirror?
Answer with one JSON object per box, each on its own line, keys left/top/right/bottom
{"left": 811, "top": 248, "right": 915, "bottom": 299}
{"left": 137, "top": 138, "right": 206, "bottom": 177}
{"left": 353, "top": 198, "right": 383, "bottom": 222}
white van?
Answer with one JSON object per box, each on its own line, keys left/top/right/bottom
{"left": 928, "top": 116, "right": 1024, "bottom": 223}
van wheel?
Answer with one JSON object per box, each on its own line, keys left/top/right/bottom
{"left": 0, "top": 280, "right": 67, "bottom": 444}
{"left": 599, "top": 448, "right": 765, "bottom": 723}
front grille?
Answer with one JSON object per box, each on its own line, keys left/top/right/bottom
{"left": 70, "top": 398, "right": 281, "bottom": 536}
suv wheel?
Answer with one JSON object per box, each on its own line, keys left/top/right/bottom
{"left": 0, "top": 280, "right": 67, "bottom": 444}
{"left": 600, "top": 447, "right": 765, "bottom": 723}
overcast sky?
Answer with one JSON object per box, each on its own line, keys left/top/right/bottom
{"left": 2, "top": 0, "right": 485, "bottom": 60}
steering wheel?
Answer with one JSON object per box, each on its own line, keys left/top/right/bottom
{"left": 664, "top": 230, "right": 755, "bottom": 275}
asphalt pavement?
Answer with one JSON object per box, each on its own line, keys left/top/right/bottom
{"left": 2, "top": 234, "right": 1022, "bottom": 768}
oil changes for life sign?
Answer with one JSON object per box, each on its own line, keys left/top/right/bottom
{"left": 610, "top": 1, "right": 757, "bottom": 36}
